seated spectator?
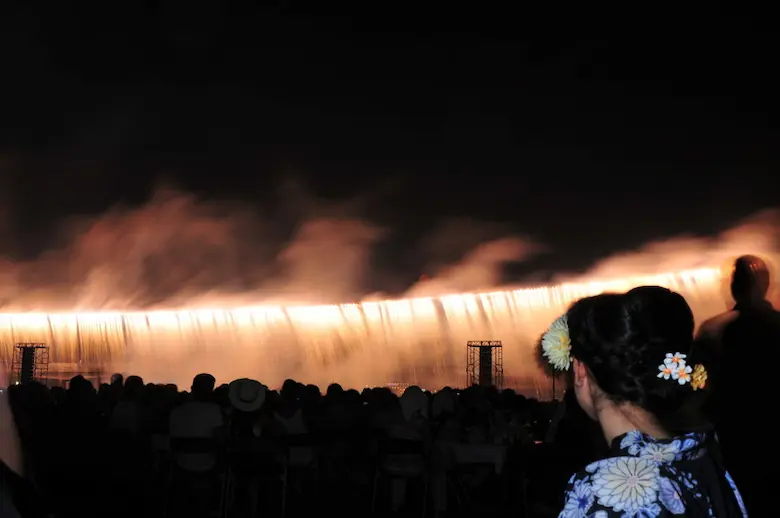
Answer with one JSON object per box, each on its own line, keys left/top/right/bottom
{"left": 111, "top": 375, "right": 147, "bottom": 436}
{"left": 227, "top": 378, "right": 267, "bottom": 437}
{"left": 274, "top": 379, "right": 307, "bottom": 435}
{"left": 169, "top": 373, "right": 224, "bottom": 472}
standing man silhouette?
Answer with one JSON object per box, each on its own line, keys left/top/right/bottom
{"left": 700, "top": 255, "right": 779, "bottom": 515}
{"left": 695, "top": 255, "right": 774, "bottom": 375}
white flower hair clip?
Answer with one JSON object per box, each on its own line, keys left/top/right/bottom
{"left": 541, "top": 315, "right": 572, "bottom": 371}
{"left": 657, "top": 352, "right": 694, "bottom": 386}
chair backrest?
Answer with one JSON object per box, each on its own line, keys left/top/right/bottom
{"left": 281, "top": 433, "right": 316, "bottom": 447}
{"left": 169, "top": 436, "right": 219, "bottom": 455}
{"left": 378, "top": 436, "right": 426, "bottom": 456}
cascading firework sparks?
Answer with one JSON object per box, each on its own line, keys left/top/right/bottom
{"left": 0, "top": 267, "right": 726, "bottom": 393}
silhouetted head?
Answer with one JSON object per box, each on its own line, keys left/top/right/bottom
{"left": 304, "top": 384, "right": 321, "bottom": 400}
{"left": 68, "top": 375, "right": 94, "bottom": 394}
{"left": 98, "top": 383, "right": 111, "bottom": 397}
{"left": 191, "top": 373, "right": 216, "bottom": 401}
{"left": 567, "top": 286, "right": 699, "bottom": 432}
{"left": 213, "top": 383, "right": 230, "bottom": 408}
{"left": 123, "top": 375, "right": 144, "bottom": 400}
{"left": 50, "top": 386, "right": 66, "bottom": 404}
{"left": 730, "top": 255, "right": 770, "bottom": 306}
{"left": 280, "top": 379, "right": 298, "bottom": 400}
{"left": 326, "top": 383, "right": 343, "bottom": 399}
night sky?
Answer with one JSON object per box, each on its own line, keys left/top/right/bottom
{"left": 1, "top": 4, "right": 777, "bottom": 292}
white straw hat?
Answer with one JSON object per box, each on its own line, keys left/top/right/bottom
{"left": 228, "top": 378, "right": 266, "bottom": 412}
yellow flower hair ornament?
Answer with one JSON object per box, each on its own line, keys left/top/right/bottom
{"left": 691, "top": 363, "right": 707, "bottom": 391}
{"left": 541, "top": 315, "right": 571, "bottom": 371}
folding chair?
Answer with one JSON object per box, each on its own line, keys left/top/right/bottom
{"left": 163, "top": 437, "right": 226, "bottom": 518}
{"left": 445, "top": 443, "right": 510, "bottom": 513}
{"left": 223, "top": 436, "right": 288, "bottom": 518}
{"left": 371, "top": 435, "right": 429, "bottom": 516}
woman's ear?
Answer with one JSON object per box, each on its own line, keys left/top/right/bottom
{"left": 572, "top": 358, "right": 588, "bottom": 389}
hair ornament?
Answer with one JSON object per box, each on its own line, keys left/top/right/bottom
{"left": 657, "top": 352, "right": 707, "bottom": 390}
{"left": 541, "top": 315, "right": 571, "bottom": 371}
{"left": 691, "top": 363, "right": 708, "bottom": 391}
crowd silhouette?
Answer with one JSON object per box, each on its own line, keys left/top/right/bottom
{"left": 1, "top": 255, "right": 777, "bottom": 517}
{"left": 2, "top": 370, "right": 558, "bottom": 518}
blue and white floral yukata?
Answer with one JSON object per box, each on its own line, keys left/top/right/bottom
{"left": 559, "top": 429, "right": 748, "bottom": 517}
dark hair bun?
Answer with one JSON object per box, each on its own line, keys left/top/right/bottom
{"left": 567, "top": 286, "right": 697, "bottom": 428}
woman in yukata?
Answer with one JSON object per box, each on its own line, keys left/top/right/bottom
{"left": 541, "top": 286, "right": 747, "bottom": 517}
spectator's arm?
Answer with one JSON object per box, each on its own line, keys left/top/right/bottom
{"left": 0, "top": 371, "right": 23, "bottom": 476}
{"left": 544, "top": 400, "right": 567, "bottom": 443}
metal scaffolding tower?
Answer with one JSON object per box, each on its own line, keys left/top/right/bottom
{"left": 11, "top": 343, "right": 50, "bottom": 385}
{"left": 466, "top": 340, "right": 504, "bottom": 389}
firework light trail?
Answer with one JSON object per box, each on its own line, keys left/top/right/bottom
{"left": 0, "top": 267, "right": 727, "bottom": 394}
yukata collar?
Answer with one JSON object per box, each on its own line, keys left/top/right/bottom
{"left": 610, "top": 429, "right": 709, "bottom": 463}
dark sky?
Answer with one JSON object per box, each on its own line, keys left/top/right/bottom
{"left": 1, "top": 3, "right": 777, "bottom": 282}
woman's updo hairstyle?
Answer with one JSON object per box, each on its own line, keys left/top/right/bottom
{"left": 567, "top": 286, "right": 699, "bottom": 430}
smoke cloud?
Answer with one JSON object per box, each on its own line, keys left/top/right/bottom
{"left": 404, "top": 237, "right": 540, "bottom": 297}
{"left": 0, "top": 186, "right": 393, "bottom": 310}
{"left": 0, "top": 183, "right": 778, "bottom": 312}
{"left": 570, "top": 209, "right": 779, "bottom": 279}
